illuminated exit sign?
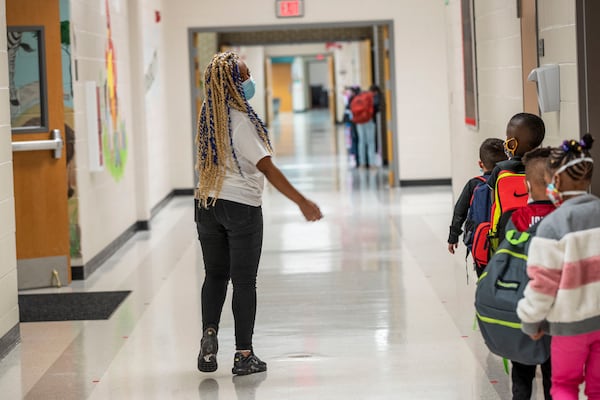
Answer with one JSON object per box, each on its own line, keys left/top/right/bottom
{"left": 276, "top": 0, "right": 304, "bottom": 18}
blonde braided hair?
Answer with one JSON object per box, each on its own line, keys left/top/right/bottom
{"left": 195, "top": 51, "right": 273, "bottom": 207}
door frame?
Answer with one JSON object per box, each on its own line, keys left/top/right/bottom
{"left": 520, "top": 0, "right": 539, "bottom": 115}
{"left": 576, "top": 0, "right": 600, "bottom": 195}
{"left": 187, "top": 20, "right": 399, "bottom": 186}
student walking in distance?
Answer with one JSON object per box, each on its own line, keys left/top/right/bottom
{"left": 194, "top": 51, "right": 322, "bottom": 376}
{"left": 517, "top": 134, "right": 600, "bottom": 399}
{"left": 350, "top": 87, "right": 376, "bottom": 168}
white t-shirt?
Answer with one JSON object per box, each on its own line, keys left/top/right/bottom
{"left": 213, "top": 109, "right": 271, "bottom": 206}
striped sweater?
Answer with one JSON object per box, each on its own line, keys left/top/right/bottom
{"left": 517, "top": 194, "right": 600, "bottom": 336}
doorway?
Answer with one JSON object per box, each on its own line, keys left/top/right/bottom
{"left": 520, "top": 0, "right": 539, "bottom": 114}
{"left": 188, "top": 21, "right": 398, "bottom": 184}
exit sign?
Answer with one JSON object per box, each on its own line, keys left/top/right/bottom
{"left": 276, "top": 0, "right": 304, "bottom": 18}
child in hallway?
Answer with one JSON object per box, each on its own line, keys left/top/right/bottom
{"left": 488, "top": 113, "right": 546, "bottom": 190}
{"left": 487, "top": 113, "right": 546, "bottom": 245}
{"left": 507, "top": 147, "right": 554, "bottom": 400}
{"left": 447, "top": 138, "right": 506, "bottom": 254}
{"left": 517, "top": 134, "right": 600, "bottom": 399}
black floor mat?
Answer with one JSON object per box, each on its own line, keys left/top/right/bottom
{"left": 18, "top": 291, "right": 131, "bottom": 322}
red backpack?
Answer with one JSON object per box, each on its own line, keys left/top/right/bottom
{"left": 471, "top": 170, "right": 528, "bottom": 274}
{"left": 350, "top": 92, "right": 374, "bottom": 123}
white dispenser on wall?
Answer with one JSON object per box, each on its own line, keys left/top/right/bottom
{"left": 527, "top": 64, "right": 560, "bottom": 113}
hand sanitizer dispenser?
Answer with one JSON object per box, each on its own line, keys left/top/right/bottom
{"left": 527, "top": 64, "right": 560, "bottom": 113}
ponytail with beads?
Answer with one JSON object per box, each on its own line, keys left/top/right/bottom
{"left": 547, "top": 134, "right": 594, "bottom": 181}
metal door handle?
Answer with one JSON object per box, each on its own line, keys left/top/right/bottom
{"left": 12, "top": 129, "right": 63, "bottom": 159}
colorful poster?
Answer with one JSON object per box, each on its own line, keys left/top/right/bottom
{"left": 101, "top": 0, "right": 128, "bottom": 180}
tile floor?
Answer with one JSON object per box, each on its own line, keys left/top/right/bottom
{"left": 0, "top": 111, "right": 553, "bottom": 399}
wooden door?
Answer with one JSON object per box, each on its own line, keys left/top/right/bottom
{"left": 520, "top": 0, "right": 539, "bottom": 114}
{"left": 7, "top": 0, "right": 69, "bottom": 289}
{"left": 272, "top": 63, "right": 293, "bottom": 113}
{"left": 327, "top": 55, "right": 337, "bottom": 127}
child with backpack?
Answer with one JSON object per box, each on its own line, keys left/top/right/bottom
{"left": 489, "top": 113, "right": 546, "bottom": 189}
{"left": 507, "top": 148, "right": 554, "bottom": 400}
{"left": 447, "top": 138, "right": 506, "bottom": 255}
{"left": 472, "top": 113, "right": 546, "bottom": 272}
{"left": 344, "top": 86, "right": 361, "bottom": 166}
{"left": 350, "top": 88, "right": 376, "bottom": 168}
{"left": 517, "top": 134, "right": 600, "bottom": 400}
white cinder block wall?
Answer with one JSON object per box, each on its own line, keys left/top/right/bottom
{"left": 71, "top": 0, "right": 138, "bottom": 265}
{"left": 70, "top": 0, "right": 172, "bottom": 266}
{"left": 445, "top": 0, "right": 579, "bottom": 201}
{"left": 445, "top": 0, "right": 524, "bottom": 200}
{"left": 537, "top": 0, "right": 579, "bottom": 145}
{"left": 141, "top": 0, "right": 172, "bottom": 209}
{"left": 0, "top": 1, "right": 19, "bottom": 349}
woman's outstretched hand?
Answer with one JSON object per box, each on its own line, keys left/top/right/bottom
{"left": 299, "top": 199, "right": 323, "bottom": 222}
{"left": 257, "top": 156, "right": 323, "bottom": 222}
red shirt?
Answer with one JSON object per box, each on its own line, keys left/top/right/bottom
{"left": 510, "top": 201, "right": 556, "bottom": 232}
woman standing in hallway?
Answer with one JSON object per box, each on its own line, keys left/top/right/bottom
{"left": 194, "top": 51, "right": 322, "bottom": 376}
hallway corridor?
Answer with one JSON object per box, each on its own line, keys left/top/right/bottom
{"left": 0, "top": 111, "right": 530, "bottom": 399}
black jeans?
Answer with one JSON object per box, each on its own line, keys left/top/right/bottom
{"left": 511, "top": 359, "right": 552, "bottom": 400}
{"left": 195, "top": 198, "right": 263, "bottom": 350}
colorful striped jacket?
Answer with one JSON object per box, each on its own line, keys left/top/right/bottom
{"left": 517, "top": 194, "right": 600, "bottom": 336}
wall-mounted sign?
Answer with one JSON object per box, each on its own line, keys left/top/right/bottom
{"left": 276, "top": 0, "right": 304, "bottom": 18}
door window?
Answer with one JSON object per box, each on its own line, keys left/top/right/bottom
{"left": 8, "top": 27, "right": 48, "bottom": 133}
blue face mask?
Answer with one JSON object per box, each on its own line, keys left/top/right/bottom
{"left": 242, "top": 78, "right": 256, "bottom": 100}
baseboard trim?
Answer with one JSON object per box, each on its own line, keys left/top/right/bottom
{"left": 72, "top": 188, "right": 194, "bottom": 280}
{"left": 0, "top": 324, "right": 20, "bottom": 361}
{"left": 136, "top": 220, "right": 150, "bottom": 231}
{"left": 399, "top": 178, "right": 452, "bottom": 187}
{"left": 151, "top": 188, "right": 194, "bottom": 218}
{"left": 72, "top": 221, "right": 138, "bottom": 280}
{"left": 173, "top": 188, "right": 194, "bottom": 196}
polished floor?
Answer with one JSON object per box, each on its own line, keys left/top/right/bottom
{"left": 0, "top": 111, "right": 553, "bottom": 399}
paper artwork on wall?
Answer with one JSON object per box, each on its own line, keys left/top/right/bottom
{"left": 101, "top": 0, "right": 128, "bottom": 181}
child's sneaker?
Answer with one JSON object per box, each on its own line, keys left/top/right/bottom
{"left": 231, "top": 351, "right": 267, "bottom": 375}
{"left": 198, "top": 327, "right": 218, "bottom": 372}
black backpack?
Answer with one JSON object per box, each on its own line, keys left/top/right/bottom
{"left": 463, "top": 176, "right": 490, "bottom": 251}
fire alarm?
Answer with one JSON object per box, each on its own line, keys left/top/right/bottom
{"left": 155, "top": 10, "right": 161, "bottom": 23}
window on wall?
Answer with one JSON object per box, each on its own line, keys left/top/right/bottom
{"left": 462, "top": 0, "right": 478, "bottom": 128}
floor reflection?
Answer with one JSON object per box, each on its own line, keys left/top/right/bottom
{"left": 198, "top": 374, "right": 267, "bottom": 400}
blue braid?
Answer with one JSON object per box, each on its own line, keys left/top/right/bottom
{"left": 230, "top": 61, "right": 273, "bottom": 152}
{"left": 199, "top": 104, "right": 208, "bottom": 162}
{"left": 205, "top": 86, "right": 218, "bottom": 166}
{"left": 225, "top": 94, "right": 243, "bottom": 176}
